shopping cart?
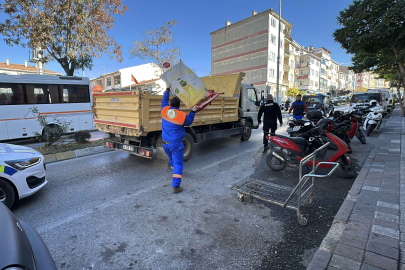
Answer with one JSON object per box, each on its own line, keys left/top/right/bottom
{"left": 231, "top": 143, "right": 340, "bottom": 225}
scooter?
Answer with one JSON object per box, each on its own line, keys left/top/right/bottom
{"left": 363, "top": 100, "right": 383, "bottom": 136}
{"left": 265, "top": 126, "right": 356, "bottom": 178}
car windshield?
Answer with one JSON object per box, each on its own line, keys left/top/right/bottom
{"left": 303, "top": 96, "right": 321, "bottom": 104}
{"left": 351, "top": 93, "right": 381, "bottom": 103}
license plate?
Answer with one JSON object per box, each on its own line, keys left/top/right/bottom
{"left": 122, "top": 145, "right": 134, "bottom": 151}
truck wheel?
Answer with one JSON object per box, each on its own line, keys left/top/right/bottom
{"left": 241, "top": 121, "right": 252, "bottom": 141}
{"left": 0, "top": 179, "right": 16, "bottom": 209}
{"left": 183, "top": 133, "right": 194, "bottom": 162}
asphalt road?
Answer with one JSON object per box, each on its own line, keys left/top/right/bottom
{"left": 11, "top": 107, "right": 384, "bottom": 270}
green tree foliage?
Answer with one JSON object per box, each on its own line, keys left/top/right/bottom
{"left": 355, "top": 87, "right": 368, "bottom": 93}
{"left": 0, "top": 0, "right": 127, "bottom": 76}
{"left": 286, "top": 87, "right": 299, "bottom": 97}
{"left": 333, "top": 0, "right": 405, "bottom": 115}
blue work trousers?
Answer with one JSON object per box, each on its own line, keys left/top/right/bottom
{"left": 163, "top": 142, "right": 184, "bottom": 187}
{"left": 293, "top": 115, "right": 304, "bottom": 120}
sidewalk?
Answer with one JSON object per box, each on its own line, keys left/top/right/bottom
{"left": 308, "top": 108, "right": 405, "bottom": 270}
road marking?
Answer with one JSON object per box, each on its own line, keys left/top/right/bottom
{"left": 37, "top": 184, "right": 159, "bottom": 233}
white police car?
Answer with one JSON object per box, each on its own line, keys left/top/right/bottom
{"left": 0, "top": 143, "right": 47, "bottom": 208}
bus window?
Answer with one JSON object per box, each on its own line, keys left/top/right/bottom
{"left": 0, "top": 83, "right": 25, "bottom": 105}
{"left": 60, "top": 85, "right": 90, "bottom": 103}
{"left": 25, "top": 84, "right": 50, "bottom": 104}
{"left": 48, "top": 85, "right": 61, "bottom": 103}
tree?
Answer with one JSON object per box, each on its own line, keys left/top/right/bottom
{"left": 0, "top": 0, "right": 127, "bottom": 76}
{"left": 333, "top": 0, "right": 405, "bottom": 116}
{"left": 355, "top": 87, "right": 367, "bottom": 93}
{"left": 129, "top": 20, "right": 180, "bottom": 71}
{"left": 286, "top": 87, "right": 299, "bottom": 97}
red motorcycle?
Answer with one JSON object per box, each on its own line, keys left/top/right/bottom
{"left": 265, "top": 126, "right": 356, "bottom": 178}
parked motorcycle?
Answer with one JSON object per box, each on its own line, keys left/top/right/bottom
{"left": 265, "top": 126, "right": 356, "bottom": 178}
{"left": 363, "top": 100, "right": 383, "bottom": 136}
{"left": 287, "top": 110, "right": 324, "bottom": 137}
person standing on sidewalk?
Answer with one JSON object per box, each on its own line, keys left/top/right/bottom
{"left": 161, "top": 85, "right": 197, "bottom": 193}
{"left": 288, "top": 94, "right": 308, "bottom": 120}
{"left": 258, "top": 94, "right": 283, "bottom": 153}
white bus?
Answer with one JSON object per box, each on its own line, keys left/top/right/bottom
{"left": 0, "top": 74, "right": 94, "bottom": 140}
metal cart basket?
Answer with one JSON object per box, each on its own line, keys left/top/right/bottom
{"left": 231, "top": 143, "right": 340, "bottom": 225}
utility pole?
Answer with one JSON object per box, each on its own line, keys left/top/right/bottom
{"left": 276, "top": 0, "right": 282, "bottom": 104}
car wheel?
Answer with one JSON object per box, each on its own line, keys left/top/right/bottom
{"left": 0, "top": 179, "right": 16, "bottom": 208}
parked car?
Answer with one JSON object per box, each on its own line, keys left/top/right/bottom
{"left": 351, "top": 91, "right": 389, "bottom": 115}
{"left": 368, "top": 89, "right": 393, "bottom": 112}
{"left": 0, "top": 143, "right": 47, "bottom": 208}
{"left": 303, "top": 94, "right": 334, "bottom": 116}
{"left": 0, "top": 202, "right": 57, "bottom": 269}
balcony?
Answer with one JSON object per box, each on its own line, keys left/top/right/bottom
{"left": 284, "top": 49, "right": 291, "bottom": 57}
{"left": 283, "top": 80, "right": 289, "bottom": 85}
{"left": 297, "top": 75, "right": 309, "bottom": 80}
{"left": 295, "top": 69, "right": 300, "bottom": 75}
{"left": 298, "top": 86, "right": 309, "bottom": 90}
{"left": 283, "top": 64, "right": 289, "bottom": 71}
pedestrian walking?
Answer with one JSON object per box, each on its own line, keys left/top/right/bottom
{"left": 258, "top": 94, "right": 283, "bottom": 153}
{"left": 288, "top": 94, "right": 308, "bottom": 120}
{"left": 285, "top": 99, "right": 291, "bottom": 111}
{"left": 161, "top": 85, "right": 197, "bottom": 193}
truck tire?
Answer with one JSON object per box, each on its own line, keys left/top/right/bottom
{"left": 183, "top": 133, "right": 194, "bottom": 162}
{"left": 0, "top": 179, "right": 16, "bottom": 209}
{"left": 241, "top": 121, "right": 252, "bottom": 141}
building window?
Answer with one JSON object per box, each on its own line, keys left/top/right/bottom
{"left": 271, "top": 35, "right": 276, "bottom": 45}
{"left": 321, "top": 68, "right": 325, "bottom": 75}
{"left": 107, "top": 77, "right": 111, "bottom": 87}
{"left": 114, "top": 75, "right": 121, "bottom": 86}
{"left": 279, "top": 40, "right": 283, "bottom": 48}
{"left": 290, "top": 60, "right": 294, "bottom": 67}
{"left": 269, "top": 52, "right": 276, "bottom": 61}
{"left": 299, "top": 81, "right": 303, "bottom": 86}
{"left": 271, "top": 18, "right": 276, "bottom": 28}
{"left": 321, "top": 58, "right": 326, "bottom": 65}
{"left": 269, "top": 69, "right": 275, "bottom": 78}
{"left": 311, "top": 69, "right": 314, "bottom": 76}
{"left": 300, "top": 70, "right": 304, "bottom": 75}
{"left": 311, "top": 59, "right": 314, "bottom": 64}
{"left": 315, "top": 82, "right": 319, "bottom": 87}
{"left": 299, "top": 59, "right": 304, "bottom": 64}
{"left": 316, "top": 71, "right": 318, "bottom": 77}
{"left": 316, "top": 61, "right": 319, "bottom": 66}
{"left": 290, "top": 74, "right": 293, "bottom": 81}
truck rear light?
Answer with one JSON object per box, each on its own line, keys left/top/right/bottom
{"left": 321, "top": 104, "right": 324, "bottom": 110}
{"left": 139, "top": 149, "right": 152, "bottom": 157}
{"left": 106, "top": 142, "right": 114, "bottom": 148}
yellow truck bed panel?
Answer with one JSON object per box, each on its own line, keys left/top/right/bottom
{"left": 93, "top": 73, "right": 242, "bottom": 137}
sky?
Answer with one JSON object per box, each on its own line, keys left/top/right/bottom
{"left": 0, "top": 0, "right": 354, "bottom": 79}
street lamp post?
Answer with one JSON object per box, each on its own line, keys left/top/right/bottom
{"left": 276, "top": 0, "right": 282, "bottom": 104}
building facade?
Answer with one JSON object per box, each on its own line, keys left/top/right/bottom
{"left": 210, "top": 9, "right": 294, "bottom": 100}
{"left": 0, "top": 59, "right": 61, "bottom": 76}
{"left": 90, "top": 63, "right": 166, "bottom": 93}
{"left": 296, "top": 49, "right": 321, "bottom": 93}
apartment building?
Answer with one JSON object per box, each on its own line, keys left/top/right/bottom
{"left": 312, "top": 47, "right": 332, "bottom": 93}
{"left": 90, "top": 63, "right": 166, "bottom": 93}
{"left": 0, "top": 59, "right": 61, "bottom": 75}
{"left": 295, "top": 48, "right": 321, "bottom": 93}
{"left": 210, "top": 9, "right": 294, "bottom": 100}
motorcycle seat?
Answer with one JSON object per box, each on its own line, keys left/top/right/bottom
{"left": 273, "top": 134, "right": 308, "bottom": 146}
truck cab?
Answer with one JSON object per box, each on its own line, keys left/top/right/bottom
{"left": 240, "top": 83, "right": 261, "bottom": 129}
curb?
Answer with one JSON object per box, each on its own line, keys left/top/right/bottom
{"left": 43, "top": 145, "right": 114, "bottom": 164}
{"left": 308, "top": 115, "right": 390, "bottom": 270}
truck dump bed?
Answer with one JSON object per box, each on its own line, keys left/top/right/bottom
{"left": 93, "top": 73, "right": 244, "bottom": 137}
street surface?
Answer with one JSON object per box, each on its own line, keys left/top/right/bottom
{"left": 11, "top": 106, "right": 383, "bottom": 269}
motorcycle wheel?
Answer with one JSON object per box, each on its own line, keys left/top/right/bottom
{"left": 340, "top": 155, "right": 356, "bottom": 179}
{"left": 266, "top": 149, "right": 287, "bottom": 171}
{"left": 344, "top": 136, "right": 352, "bottom": 154}
{"left": 366, "top": 124, "right": 376, "bottom": 136}
{"left": 355, "top": 129, "right": 367, "bottom": 144}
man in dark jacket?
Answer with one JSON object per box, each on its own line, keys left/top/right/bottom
{"left": 258, "top": 94, "right": 283, "bottom": 152}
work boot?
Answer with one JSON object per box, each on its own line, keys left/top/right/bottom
{"left": 173, "top": 186, "right": 184, "bottom": 194}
